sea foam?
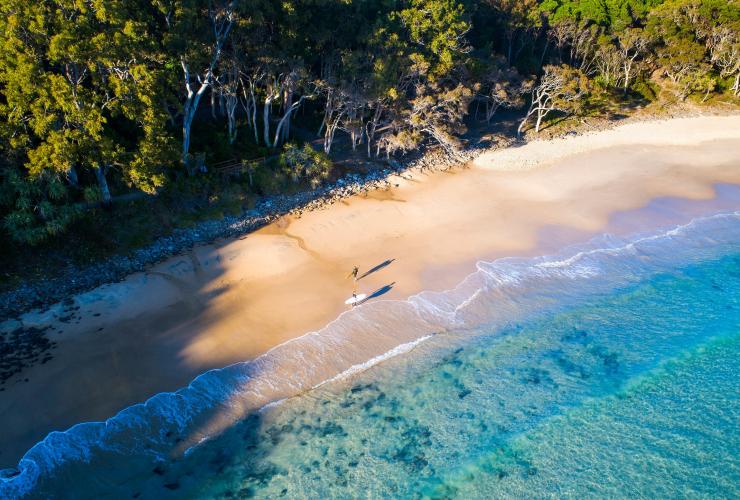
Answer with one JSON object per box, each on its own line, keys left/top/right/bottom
{"left": 2, "top": 211, "right": 740, "bottom": 498}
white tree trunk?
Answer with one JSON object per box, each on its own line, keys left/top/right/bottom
{"left": 273, "top": 96, "right": 308, "bottom": 146}
{"left": 226, "top": 93, "right": 238, "bottom": 144}
{"left": 282, "top": 89, "right": 293, "bottom": 143}
{"left": 210, "top": 88, "right": 217, "bottom": 119}
{"left": 179, "top": 4, "right": 234, "bottom": 166}
{"left": 263, "top": 94, "right": 275, "bottom": 147}
{"left": 182, "top": 77, "right": 209, "bottom": 165}
{"left": 249, "top": 83, "right": 258, "bottom": 144}
{"left": 366, "top": 103, "right": 383, "bottom": 158}
{"left": 517, "top": 104, "right": 537, "bottom": 138}
{"left": 95, "top": 165, "right": 112, "bottom": 208}
{"left": 485, "top": 100, "right": 500, "bottom": 123}
{"left": 535, "top": 109, "right": 544, "bottom": 133}
{"left": 67, "top": 165, "right": 79, "bottom": 187}
{"left": 623, "top": 57, "right": 633, "bottom": 93}
{"left": 324, "top": 111, "right": 344, "bottom": 154}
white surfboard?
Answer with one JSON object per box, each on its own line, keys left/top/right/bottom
{"left": 344, "top": 294, "right": 367, "bottom": 305}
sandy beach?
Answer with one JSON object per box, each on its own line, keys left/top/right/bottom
{"left": 2, "top": 115, "right": 740, "bottom": 469}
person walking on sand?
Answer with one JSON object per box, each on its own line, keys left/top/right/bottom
{"left": 346, "top": 266, "right": 360, "bottom": 303}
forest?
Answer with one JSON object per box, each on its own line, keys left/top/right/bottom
{"left": 0, "top": 0, "right": 738, "bottom": 258}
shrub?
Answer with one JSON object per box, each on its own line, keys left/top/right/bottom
{"left": 279, "top": 144, "right": 333, "bottom": 189}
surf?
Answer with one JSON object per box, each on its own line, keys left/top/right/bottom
{"left": 3, "top": 210, "right": 740, "bottom": 498}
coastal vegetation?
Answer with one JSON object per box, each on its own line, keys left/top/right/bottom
{"left": 0, "top": 0, "right": 738, "bottom": 282}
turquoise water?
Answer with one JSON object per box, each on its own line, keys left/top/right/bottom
{"left": 177, "top": 253, "right": 740, "bottom": 499}
{"left": 4, "top": 213, "right": 740, "bottom": 498}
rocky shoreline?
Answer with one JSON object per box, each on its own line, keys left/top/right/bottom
{"left": 0, "top": 143, "right": 484, "bottom": 321}
{"left": 0, "top": 105, "right": 729, "bottom": 321}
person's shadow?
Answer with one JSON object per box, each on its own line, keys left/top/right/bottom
{"left": 358, "top": 259, "right": 395, "bottom": 280}
{"left": 357, "top": 282, "right": 396, "bottom": 305}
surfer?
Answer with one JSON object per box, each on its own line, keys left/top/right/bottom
{"left": 347, "top": 266, "right": 360, "bottom": 305}
{"left": 347, "top": 265, "right": 359, "bottom": 281}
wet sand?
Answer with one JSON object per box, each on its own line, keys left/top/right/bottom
{"left": 2, "top": 115, "right": 740, "bottom": 468}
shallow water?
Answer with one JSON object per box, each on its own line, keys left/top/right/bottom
{"left": 175, "top": 252, "right": 740, "bottom": 499}
{"left": 4, "top": 213, "right": 740, "bottom": 498}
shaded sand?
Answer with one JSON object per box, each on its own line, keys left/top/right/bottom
{"left": 2, "top": 115, "right": 740, "bottom": 468}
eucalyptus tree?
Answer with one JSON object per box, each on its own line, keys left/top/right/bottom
{"left": 647, "top": 0, "right": 713, "bottom": 100}
{"left": 481, "top": 0, "right": 540, "bottom": 65}
{"left": 616, "top": 28, "right": 651, "bottom": 92}
{"left": 517, "top": 64, "right": 589, "bottom": 137}
{"left": 685, "top": 0, "right": 740, "bottom": 96}
{"left": 373, "top": 0, "right": 474, "bottom": 157}
{"left": 0, "top": 0, "right": 172, "bottom": 243}
{"left": 168, "top": 0, "right": 236, "bottom": 169}
{"left": 467, "top": 54, "right": 527, "bottom": 123}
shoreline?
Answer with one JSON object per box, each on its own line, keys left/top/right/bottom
{"left": 2, "top": 115, "right": 740, "bottom": 470}
{"left": 6, "top": 205, "right": 740, "bottom": 498}
{"left": 2, "top": 107, "right": 736, "bottom": 320}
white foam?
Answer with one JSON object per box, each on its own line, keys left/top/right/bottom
{"left": 3, "top": 210, "right": 740, "bottom": 498}
{"left": 314, "top": 335, "right": 434, "bottom": 389}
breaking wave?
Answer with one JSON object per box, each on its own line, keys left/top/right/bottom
{"left": 2, "top": 210, "right": 740, "bottom": 498}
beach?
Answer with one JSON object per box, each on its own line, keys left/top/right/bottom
{"left": 2, "top": 115, "right": 740, "bottom": 470}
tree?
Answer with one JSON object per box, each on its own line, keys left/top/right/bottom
{"left": 517, "top": 65, "right": 588, "bottom": 137}
{"left": 686, "top": 0, "right": 740, "bottom": 96}
{"left": 707, "top": 26, "right": 740, "bottom": 96}
{"left": 594, "top": 36, "right": 623, "bottom": 88}
{"left": 647, "top": 0, "right": 720, "bottom": 100}
{"left": 396, "top": 0, "right": 471, "bottom": 80}
{"left": 483, "top": 0, "right": 540, "bottom": 65}
{"left": 616, "top": 28, "right": 651, "bottom": 92}
{"left": 0, "top": 0, "right": 173, "bottom": 243}
{"left": 173, "top": 0, "right": 236, "bottom": 170}
{"left": 381, "top": 83, "right": 473, "bottom": 157}
{"left": 475, "top": 57, "right": 528, "bottom": 123}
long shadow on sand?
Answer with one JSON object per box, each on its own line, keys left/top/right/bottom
{"left": 358, "top": 259, "right": 395, "bottom": 280}
{"left": 360, "top": 282, "right": 396, "bottom": 304}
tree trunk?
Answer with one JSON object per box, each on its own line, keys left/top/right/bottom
{"left": 517, "top": 105, "right": 536, "bottom": 138}
{"left": 95, "top": 165, "right": 112, "bottom": 209}
{"left": 179, "top": 4, "right": 234, "bottom": 166}
{"left": 318, "top": 90, "right": 334, "bottom": 137}
{"left": 623, "top": 64, "right": 631, "bottom": 94}
{"left": 324, "top": 111, "right": 344, "bottom": 154}
{"left": 210, "top": 88, "right": 217, "bottom": 120}
{"left": 485, "top": 101, "right": 499, "bottom": 123}
{"left": 366, "top": 103, "right": 383, "bottom": 158}
{"left": 517, "top": 116, "right": 527, "bottom": 138}
{"left": 282, "top": 90, "right": 293, "bottom": 143}
{"left": 263, "top": 93, "right": 275, "bottom": 147}
{"left": 67, "top": 166, "right": 79, "bottom": 188}
{"left": 535, "top": 109, "right": 544, "bottom": 133}
{"left": 181, "top": 61, "right": 211, "bottom": 166}
{"left": 226, "top": 93, "right": 238, "bottom": 144}
{"left": 273, "top": 96, "right": 308, "bottom": 146}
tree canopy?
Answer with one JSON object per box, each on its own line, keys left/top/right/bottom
{"left": 0, "top": 0, "right": 738, "bottom": 246}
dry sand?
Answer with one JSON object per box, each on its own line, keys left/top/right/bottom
{"left": 2, "top": 115, "right": 740, "bottom": 468}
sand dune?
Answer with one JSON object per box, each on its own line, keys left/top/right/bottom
{"left": 2, "top": 115, "right": 740, "bottom": 468}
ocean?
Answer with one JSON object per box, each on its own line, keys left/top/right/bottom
{"left": 3, "top": 211, "right": 739, "bottom": 498}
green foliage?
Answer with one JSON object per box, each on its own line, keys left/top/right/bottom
{"left": 396, "top": 0, "right": 471, "bottom": 79}
{"left": 645, "top": 0, "right": 737, "bottom": 100}
{"left": 0, "top": 0, "right": 737, "bottom": 256}
{"left": 279, "top": 144, "right": 333, "bottom": 189}
{"left": 1, "top": 168, "right": 82, "bottom": 245}
{"left": 0, "top": 0, "right": 175, "bottom": 243}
